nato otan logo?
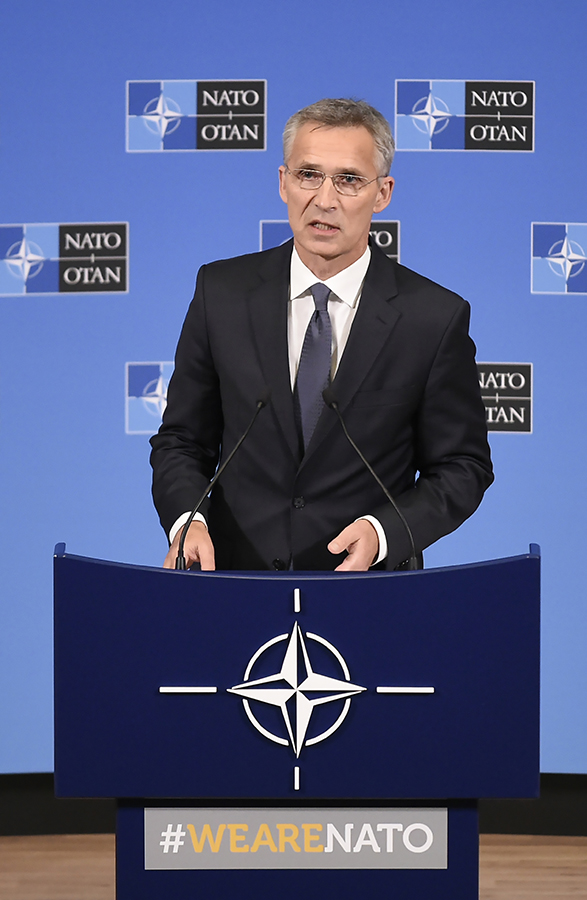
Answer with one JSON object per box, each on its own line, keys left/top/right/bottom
{"left": 368, "top": 222, "right": 400, "bottom": 261}
{"left": 260, "top": 220, "right": 400, "bottom": 261}
{"left": 395, "top": 80, "right": 534, "bottom": 151}
{"left": 478, "top": 363, "right": 532, "bottom": 433}
{"left": 126, "top": 362, "right": 173, "bottom": 434}
{"left": 127, "top": 80, "right": 266, "bottom": 151}
{"left": 532, "top": 223, "right": 587, "bottom": 294}
{"left": 0, "top": 223, "right": 128, "bottom": 295}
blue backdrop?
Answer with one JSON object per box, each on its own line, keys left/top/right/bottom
{"left": 0, "top": 0, "right": 585, "bottom": 774}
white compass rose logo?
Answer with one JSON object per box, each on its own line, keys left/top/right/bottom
{"left": 5, "top": 238, "right": 45, "bottom": 281}
{"left": 141, "top": 375, "right": 168, "bottom": 417}
{"left": 547, "top": 237, "right": 586, "bottom": 280}
{"left": 143, "top": 93, "right": 182, "bottom": 138}
{"left": 159, "top": 593, "right": 435, "bottom": 789}
{"left": 411, "top": 93, "right": 451, "bottom": 137}
{"left": 228, "top": 623, "right": 366, "bottom": 758}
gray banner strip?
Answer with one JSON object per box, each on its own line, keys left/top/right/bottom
{"left": 144, "top": 807, "right": 447, "bottom": 870}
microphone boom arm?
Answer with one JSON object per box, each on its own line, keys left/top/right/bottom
{"left": 323, "top": 389, "right": 420, "bottom": 571}
{"left": 175, "top": 394, "right": 269, "bottom": 570}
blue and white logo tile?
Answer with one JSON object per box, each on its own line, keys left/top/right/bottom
{"left": 0, "top": 223, "right": 128, "bottom": 295}
{"left": 127, "top": 81, "right": 196, "bottom": 151}
{"left": 0, "top": 224, "right": 59, "bottom": 295}
{"left": 395, "top": 80, "right": 534, "bottom": 151}
{"left": 396, "top": 80, "right": 465, "bottom": 151}
{"left": 532, "top": 223, "right": 587, "bottom": 294}
{"left": 127, "top": 80, "right": 266, "bottom": 151}
{"left": 126, "top": 362, "right": 173, "bottom": 434}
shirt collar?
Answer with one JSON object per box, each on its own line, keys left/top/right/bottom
{"left": 290, "top": 245, "right": 371, "bottom": 308}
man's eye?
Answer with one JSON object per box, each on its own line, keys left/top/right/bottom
{"left": 299, "top": 169, "right": 320, "bottom": 180}
{"left": 338, "top": 174, "right": 359, "bottom": 184}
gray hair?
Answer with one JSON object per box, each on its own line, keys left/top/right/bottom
{"left": 283, "top": 98, "right": 395, "bottom": 175}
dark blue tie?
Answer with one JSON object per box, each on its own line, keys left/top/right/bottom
{"left": 294, "top": 282, "right": 332, "bottom": 450}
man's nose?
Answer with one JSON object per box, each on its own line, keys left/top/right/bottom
{"left": 313, "top": 176, "right": 339, "bottom": 208}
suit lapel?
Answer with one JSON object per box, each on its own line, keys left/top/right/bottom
{"left": 247, "top": 241, "right": 300, "bottom": 461}
{"left": 301, "top": 249, "right": 402, "bottom": 465}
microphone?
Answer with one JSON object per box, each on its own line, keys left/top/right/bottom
{"left": 175, "top": 390, "right": 271, "bottom": 570}
{"left": 322, "top": 388, "right": 420, "bottom": 571}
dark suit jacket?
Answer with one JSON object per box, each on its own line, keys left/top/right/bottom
{"left": 150, "top": 240, "right": 493, "bottom": 570}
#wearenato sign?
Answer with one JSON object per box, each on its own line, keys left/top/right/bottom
{"left": 144, "top": 807, "right": 447, "bottom": 870}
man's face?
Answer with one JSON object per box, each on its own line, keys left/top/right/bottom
{"left": 279, "top": 122, "right": 394, "bottom": 278}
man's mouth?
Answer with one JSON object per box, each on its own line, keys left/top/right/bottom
{"left": 310, "top": 221, "right": 339, "bottom": 233}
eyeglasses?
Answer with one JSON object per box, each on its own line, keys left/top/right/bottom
{"left": 285, "top": 167, "right": 381, "bottom": 197}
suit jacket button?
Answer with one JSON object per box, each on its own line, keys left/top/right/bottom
{"left": 272, "top": 558, "right": 287, "bottom": 570}
{"left": 293, "top": 496, "right": 306, "bottom": 509}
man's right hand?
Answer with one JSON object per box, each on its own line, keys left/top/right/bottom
{"left": 163, "top": 521, "right": 216, "bottom": 571}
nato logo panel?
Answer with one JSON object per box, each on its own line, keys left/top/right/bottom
{"left": 226, "top": 622, "right": 366, "bottom": 759}
{"left": 477, "top": 363, "right": 532, "bottom": 433}
{"left": 127, "top": 80, "right": 266, "bottom": 151}
{"left": 395, "top": 80, "right": 534, "bottom": 151}
{"left": 369, "top": 221, "right": 400, "bottom": 261}
{"left": 260, "top": 220, "right": 400, "bottom": 261}
{"left": 0, "top": 223, "right": 128, "bottom": 295}
{"left": 159, "top": 595, "right": 435, "bottom": 795}
{"left": 126, "top": 362, "right": 173, "bottom": 434}
{"left": 532, "top": 223, "right": 587, "bottom": 294}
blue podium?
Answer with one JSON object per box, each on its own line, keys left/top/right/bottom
{"left": 54, "top": 545, "right": 540, "bottom": 899}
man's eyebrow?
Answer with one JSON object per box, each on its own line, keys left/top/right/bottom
{"left": 295, "top": 162, "right": 366, "bottom": 176}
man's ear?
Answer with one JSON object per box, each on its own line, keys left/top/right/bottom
{"left": 278, "top": 165, "right": 288, "bottom": 204}
{"left": 373, "top": 176, "right": 394, "bottom": 214}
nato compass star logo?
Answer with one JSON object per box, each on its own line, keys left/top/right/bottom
{"left": 532, "top": 223, "right": 587, "bottom": 294}
{"left": 142, "top": 93, "right": 182, "bottom": 138}
{"left": 159, "top": 589, "right": 434, "bottom": 790}
{"left": 0, "top": 223, "right": 128, "bottom": 295}
{"left": 5, "top": 237, "right": 46, "bottom": 281}
{"left": 127, "top": 80, "right": 197, "bottom": 151}
{"left": 228, "top": 622, "right": 366, "bottom": 758}
{"left": 141, "top": 373, "right": 168, "bottom": 417}
{"left": 546, "top": 237, "right": 586, "bottom": 280}
{"left": 396, "top": 80, "right": 464, "bottom": 150}
{"left": 126, "top": 362, "right": 174, "bottom": 434}
{"left": 410, "top": 92, "right": 451, "bottom": 138}
{"left": 127, "top": 79, "right": 267, "bottom": 152}
{"left": 0, "top": 224, "right": 58, "bottom": 294}
{"left": 396, "top": 79, "right": 534, "bottom": 151}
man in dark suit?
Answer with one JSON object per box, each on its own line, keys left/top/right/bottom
{"left": 150, "top": 98, "right": 493, "bottom": 572}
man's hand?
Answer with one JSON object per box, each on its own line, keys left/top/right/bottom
{"left": 327, "top": 519, "right": 379, "bottom": 571}
{"left": 163, "top": 521, "right": 216, "bottom": 571}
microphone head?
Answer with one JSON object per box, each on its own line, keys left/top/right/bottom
{"left": 256, "top": 387, "right": 272, "bottom": 408}
{"left": 322, "top": 386, "right": 337, "bottom": 408}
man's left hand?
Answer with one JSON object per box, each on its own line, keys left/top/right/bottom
{"left": 328, "top": 519, "right": 379, "bottom": 571}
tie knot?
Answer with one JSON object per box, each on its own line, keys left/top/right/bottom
{"left": 310, "top": 282, "right": 330, "bottom": 312}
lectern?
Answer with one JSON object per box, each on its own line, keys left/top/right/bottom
{"left": 54, "top": 545, "right": 540, "bottom": 899}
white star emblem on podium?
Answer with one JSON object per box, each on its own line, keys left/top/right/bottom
{"left": 228, "top": 622, "right": 366, "bottom": 757}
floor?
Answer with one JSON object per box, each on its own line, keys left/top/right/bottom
{"left": 0, "top": 833, "right": 586, "bottom": 899}
{"left": 480, "top": 835, "right": 587, "bottom": 899}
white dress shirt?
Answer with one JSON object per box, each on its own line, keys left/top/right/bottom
{"left": 170, "top": 245, "right": 388, "bottom": 565}
{"left": 288, "top": 245, "right": 368, "bottom": 385}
